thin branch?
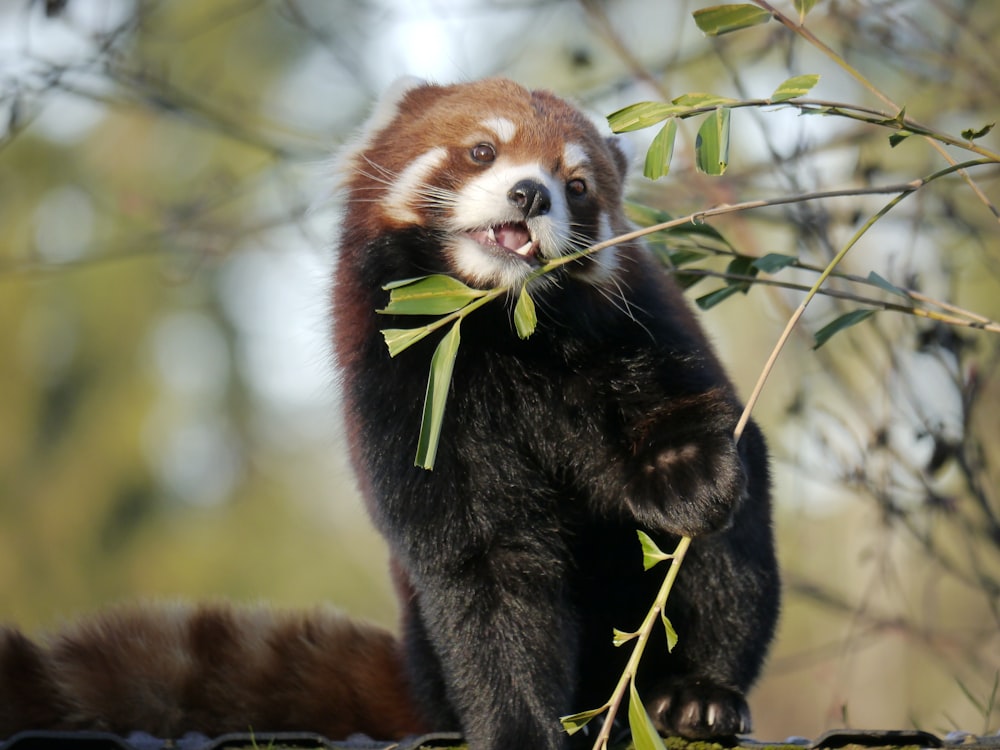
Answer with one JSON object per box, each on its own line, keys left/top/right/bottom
{"left": 541, "top": 162, "right": 993, "bottom": 281}
{"left": 750, "top": 0, "right": 1000, "bottom": 221}
{"left": 752, "top": 0, "right": 897, "bottom": 110}
{"left": 678, "top": 268, "right": 1000, "bottom": 334}
{"left": 588, "top": 537, "right": 692, "bottom": 750}
{"left": 731, "top": 159, "right": 984, "bottom": 441}
{"left": 578, "top": 0, "right": 669, "bottom": 100}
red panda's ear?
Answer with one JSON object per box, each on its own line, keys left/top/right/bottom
{"left": 332, "top": 77, "right": 432, "bottom": 190}
{"left": 605, "top": 135, "right": 633, "bottom": 181}
{"left": 383, "top": 75, "right": 428, "bottom": 103}
{"left": 367, "top": 76, "right": 429, "bottom": 132}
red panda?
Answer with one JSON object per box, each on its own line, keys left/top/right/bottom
{"left": 333, "top": 77, "right": 779, "bottom": 750}
{"left": 1, "top": 78, "right": 779, "bottom": 749}
{"left": 0, "top": 602, "right": 427, "bottom": 739}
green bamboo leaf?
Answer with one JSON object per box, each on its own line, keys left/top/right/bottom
{"left": 866, "top": 271, "right": 910, "bottom": 298}
{"left": 381, "top": 326, "right": 436, "bottom": 357}
{"left": 643, "top": 119, "right": 678, "bottom": 179}
{"left": 379, "top": 274, "right": 485, "bottom": 316}
{"left": 793, "top": 0, "right": 821, "bottom": 22}
{"left": 695, "top": 283, "right": 743, "bottom": 310}
{"left": 673, "top": 270, "right": 708, "bottom": 290}
{"left": 671, "top": 92, "right": 738, "bottom": 109}
{"left": 693, "top": 4, "right": 772, "bottom": 36}
{"left": 752, "top": 252, "right": 798, "bottom": 273}
{"left": 663, "top": 249, "right": 712, "bottom": 269}
{"left": 637, "top": 530, "right": 672, "bottom": 570}
{"left": 414, "top": 321, "right": 462, "bottom": 469}
{"left": 629, "top": 682, "right": 668, "bottom": 750}
{"left": 661, "top": 613, "right": 679, "bottom": 653}
{"left": 961, "top": 122, "right": 995, "bottom": 141}
{"left": 624, "top": 201, "right": 674, "bottom": 227}
{"left": 889, "top": 131, "right": 912, "bottom": 148}
{"left": 382, "top": 275, "right": 430, "bottom": 290}
{"left": 694, "top": 107, "right": 731, "bottom": 176}
{"left": 613, "top": 627, "right": 639, "bottom": 647}
{"left": 560, "top": 704, "right": 608, "bottom": 736}
{"left": 607, "top": 102, "right": 684, "bottom": 133}
{"left": 770, "top": 74, "right": 820, "bottom": 103}
{"left": 695, "top": 255, "right": 757, "bottom": 309}
{"left": 624, "top": 201, "right": 733, "bottom": 249}
{"left": 812, "top": 309, "right": 877, "bottom": 350}
{"left": 727, "top": 254, "right": 758, "bottom": 281}
{"left": 513, "top": 286, "right": 537, "bottom": 339}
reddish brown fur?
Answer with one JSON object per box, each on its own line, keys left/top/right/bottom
{"left": 0, "top": 627, "right": 67, "bottom": 731}
{"left": 340, "top": 79, "right": 628, "bottom": 241}
{"left": 0, "top": 602, "right": 427, "bottom": 739}
{"left": 335, "top": 79, "right": 630, "bottom": 349}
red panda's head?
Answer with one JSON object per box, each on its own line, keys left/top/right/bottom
{"left": 339, "top": 78, "right": 632, "bottom": 289}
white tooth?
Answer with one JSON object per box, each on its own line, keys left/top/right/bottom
{"left": 516, "top": 241, "right": 533, "bottom": 256}
{"left": 487, "top": 227, "right": 497, "bottom": 243}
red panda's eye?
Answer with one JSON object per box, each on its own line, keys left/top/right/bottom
{"left": 470, "top": 143, "right": 496, "bottom": 163}
{"left": 567, "top": 179, "right": 587, "bottom": 198}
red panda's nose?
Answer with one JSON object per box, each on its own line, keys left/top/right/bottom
{"left": 508, "top": 179, "right": 551, "bottom": 219}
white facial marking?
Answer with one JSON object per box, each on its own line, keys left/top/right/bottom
{"left": 446, "top": 159, "right": 574, "bottom": 287}
{"left": 575, "top": 212, "right": 621, "bottom": 284}
{"left": 481, "top": 116, "right": 518, "bottom": 144}
{"left": 594, "top": 213, "right": 621, "bottom": 277}
{"left": 381, "top": 146, "right": 447, "bottom": 224}
{"left": 334, "top": 77, "right": 427, "bottom": 190}
{"left": 449, "top": 238, "right": 533, "bottom": 289}
{"left": 598, "top": 213, "right": 613, "bottom": 243}
{"left": 450, "top": 160, "right": 568, "bottom": 235}
{"left": 562, "top": 142, "right": 590, "bottom": 172}
{"left": 369, "top": 76, "right": 426, "bottom": 134}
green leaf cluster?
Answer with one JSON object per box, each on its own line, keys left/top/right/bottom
{"left": 608, "top": 75, "right": 819, "bottom": 179}
{"left": 560, "top": 532, "right": 684, "bottom": 749}
{"left": 624, "top": 202, "right": 736, "bottom": 288}
{"left": 380, "top": 276, "right": 488, "bottom": 357}
{"left": 694, "top": 254, "right": 801, "bottom": 310}
{"left": 380, "top": 275, "right": 486, "bottom": 316}
{"left": 378, "top": 275, "right": 537, "bottom": 469}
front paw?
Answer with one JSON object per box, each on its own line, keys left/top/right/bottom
{"left": 645, "top": 679, "right": 752, "bottom": 740}
{"left": 624, "top": 392, "right": 745, "bottom": 537}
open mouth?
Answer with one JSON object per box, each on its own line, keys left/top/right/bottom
{"left": 466, "top": 222, "right": 538, "bottom": 260}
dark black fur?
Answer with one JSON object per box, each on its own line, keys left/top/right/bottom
{"left": 335, "top": 221, "right": 779, "bottom": 749}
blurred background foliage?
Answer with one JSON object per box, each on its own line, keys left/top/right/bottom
{"left": 1, "top": 0, "right": 998, "bottom": 739}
